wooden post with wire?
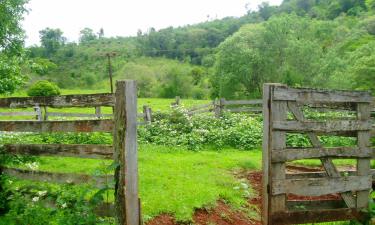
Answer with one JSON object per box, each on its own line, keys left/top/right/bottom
{"left": 106, "top": 52, "right": 117, "bottom": 94}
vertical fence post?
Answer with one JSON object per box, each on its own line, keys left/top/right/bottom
{"left": 143, "top": 105, "right": 152, "bottom": 123}
{"left": 262, "top": 83, "right": 287, "bottom": 225}
{"left": 356, "top": 100, "right": 371, "bottom": 208}
{"left": 214, "top": 98, "right": 225, "bottom": 118}
{"left": 43, "top": 106, "right": 48, "bottom": 121}
{"left": 114, "top": 80, "right": 140, "bottom": 225}
{"left": 34, "top": 105, "right": 42, "bottom": 121}
{"left": 95, "top": 106, "right": 102, "bottom": 119}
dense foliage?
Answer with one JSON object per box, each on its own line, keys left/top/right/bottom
{"left": 0, "top": 0, "right": 28, "bottom": 94}
{"left": 27, "top": 80, "right": 61, "bottom": 97}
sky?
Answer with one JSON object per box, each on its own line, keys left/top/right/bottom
{"left": 22, "top": 0, "right": 282, "bottom": 46}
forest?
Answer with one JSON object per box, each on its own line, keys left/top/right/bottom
{"left": 1, "top": 0, "right": 374, "bottom": 99}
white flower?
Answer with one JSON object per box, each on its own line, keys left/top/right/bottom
{"left": 32, "top": 196, "right": 39, "bottom": 202}
{"left": 8, "top": 180, "right": 13, "bottom": 184}
{"left": 26, "top": 162, "right": 39, "bottom": 171}
{"left": 37, "top": 191, "right": 47, "bottom": 197}
{"left": 61, "top": 203, "right": 67, "bottom": 208}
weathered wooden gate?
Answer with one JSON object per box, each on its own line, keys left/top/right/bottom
{"left": 0, "top": 80, "right": 140, "bottom": 225}
{"left": 262, "top": 84, "right": 373, "bottom": 225}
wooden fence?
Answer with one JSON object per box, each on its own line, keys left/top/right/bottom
{"left": 0, "top": 102, "right": 152, "bottom": 124}
{"left": 0, "top": 80, "right": 141, "bottom": 225}
{"left": 175, "top": 98, "right": 263, "bottom": 117}
{"left": 262, "top": 84, "right": 373, "bottom": 225}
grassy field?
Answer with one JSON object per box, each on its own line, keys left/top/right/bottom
{"left": 4, "top": 145, "right": 261, "bottom": 222}
{"left": 3, "top": 145, "right": 367, "bottom": 224}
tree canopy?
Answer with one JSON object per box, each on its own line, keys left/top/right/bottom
{"left": 0, "top": 0, "right": 28, "bottom": 94}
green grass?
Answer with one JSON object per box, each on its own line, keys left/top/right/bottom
{"left": 5, "top": 145, "right": 261, "bottom": 222}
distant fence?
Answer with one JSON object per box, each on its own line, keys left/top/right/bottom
{"left": 262, "top": 84, "right": 373, "bottom": 225}
{"left": 0, "top": 81, "right": 141, "bottom": 225}
{"left": 0, "top": 100, "right": 152, "bottom": 124}
{"left": 172, "top": 97, "right": 263, "bottom": 117}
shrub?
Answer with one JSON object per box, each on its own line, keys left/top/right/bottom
{"left": 27, "top": 80, "right": 61, "bottom": 97}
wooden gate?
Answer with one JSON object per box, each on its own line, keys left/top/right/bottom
{"left": 262, "top": 84, "right": 373, "bottom": 225}
{"left": 0, "top": 80, "right": 140, "bottom": 225}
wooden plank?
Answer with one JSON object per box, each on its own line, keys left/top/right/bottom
{"left": 0, "top": 120, "right": 113, "bottom": 132}
{"left": 286, "top": 171, "right": 358, "bottom": 179}
{"left": 270, "top": 84, "right": 288, "bottom": 214}
{"left": 0, "top": 111, "right": 38, "bottom": 116}
{"left": 222, "top": 99, "right": 262, "bottom": 105}
{"left": 113, "top": 80, "right": 140, "bottom": 225}
{"left": 273, "top": 120, "right": 372, "bottom": 133}
{"left": 272, "top": 147, "right": 372, "bottom": 162}
{"left": 3, "top": 168, "right": 111, "bottom": 187}
{"left": 287, "top": 199, "right": 346, "bottom": 211}
{"left": 46, "top": 112, "right": 112, "bottom": 118}
{"left": 226, "top": 107, "right": 263, "bottom": 113}
{"left": 3, "top": 144, "right": 113, "bottom": 159}
{"left": 262, "top": 84, "right": 272, "bottom": 225}
{"left": 356, "top": 103, "right": 371, "bottom": 208}
{"left": 287, "top": 102, "right": 357, "bottom": 208}
{"left": 272, "top": 175, "right": 372, "bottom": 196}
{"left": 124, "top": 81, "right": 140, "bottom": 225}
{"left": 271, "top": 208, "right": 365, "bottom": 225}
{"left": 0, "top": 93, "right": 114, "bottom": 108}
{"left": 273, "top": 86, "right": 372, "bottom": 103}
{"left": 188, "top": 102, "right": 213, "bottom": 112}
{"left": 187, "top": 108, "right": 212, "bottom": 115}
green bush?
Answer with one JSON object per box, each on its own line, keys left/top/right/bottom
{"left": 27, "top": 80, "right": 61, "bottom": 97}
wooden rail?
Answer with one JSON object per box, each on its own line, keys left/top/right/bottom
{"left": 0, "top": 93, "right": 115, "bottom": 108}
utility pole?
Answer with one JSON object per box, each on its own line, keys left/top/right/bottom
{"left": 106, "top": 52, "right": 117, "bottom": 94}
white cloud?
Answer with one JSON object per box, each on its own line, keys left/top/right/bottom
{"left": 22, "top": 0, "right": 282, "bottom": 46}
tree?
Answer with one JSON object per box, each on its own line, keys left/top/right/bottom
{"left": 0, "top": 0, "right": 28, "bottom": 94}
{"left": 98, "top": 28, "right": 104, "bottom": 38}
{"left": 79, "top": 28, "right": 97, "bottom": 43}
{"left": 39, "top": 28, "right": 66, "bottom": 56}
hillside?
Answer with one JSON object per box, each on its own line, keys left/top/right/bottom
{"left": 24, "top": 0, "right": 375, "bottom": 99}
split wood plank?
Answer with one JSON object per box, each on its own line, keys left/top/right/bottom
{"left": 271, "top": 147, "right": 372, "bottom": 162}
{"left": 0, "top": 93, "right": 114, "bottom": 108}
{"left": 273, "top": 120, "right": 372, "bottom": 133}
{"left": 222, "top": 99, "right": 263, "bottom": 105}
{"left": 3, "top": 144, "right": 113, "bottom": 159}
{"left": 271, "top": 208, "right": 365, "bottom": 225}
{"left": 270, "top": 84, "right": 288, "bottom": 214}
{"left": 356, "top": 103, "right": 372, "bottom": 208}
{"left": 3, "top": 168, "right": 111, "bottom": 187}
{"left": 273, "top": 86, "right": 373, "bottom": 103}
{"left": 272, "top": 175, "right": 372, "bottom": 196}
{"left": 0, "top": 120, "right": 113, "bottom": 132}
{"left": 113, "top": 80, "right": 140, "bottom": 225}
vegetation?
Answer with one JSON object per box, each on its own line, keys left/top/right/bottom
{"left": 27, "top": 80, "right": 61, "bottom": 97}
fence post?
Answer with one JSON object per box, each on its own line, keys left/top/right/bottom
{"left": 143, "top": 105, "right": 152, "bottom": 123}
{"left": 43, "top": 106, "right": 48, "bottom": 121}
{"left": 356, "top": 101, "right": 371, "bottom": 208}
{"left": 214, "top": 98, "right": 225, "bottom": 118}
{"left": 34, "top": 105, "right": 42, "bottom": 121}
{"left": 262, "top": 83, "right": 287, "bottom": 225}
{"left": 95, "top": 106, "right": 102, "bottom": 119}
{"left": 114, "top": 80, "right": 140, "bottom": 225}
{"left": 171, "top": 96, "right": 180, "bottom": 107}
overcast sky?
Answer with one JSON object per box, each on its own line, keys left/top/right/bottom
{"left": 22, "top": 0, "right": 282, "bottom": 46}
